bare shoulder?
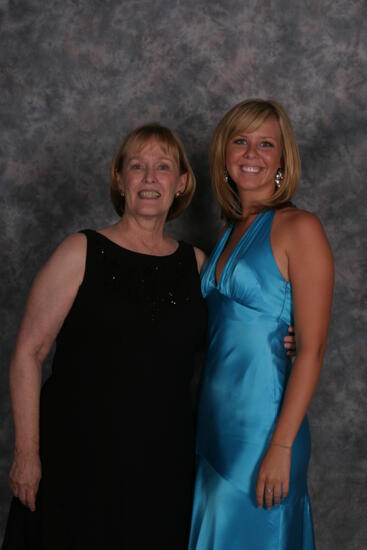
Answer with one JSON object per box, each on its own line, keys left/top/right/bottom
{"left": 39, "top": 232, "right": 87, "bottom": 285}
{"left": 193, "top": 247, "right": 207, "bottom": 273}
{"left": 275, "top": 206, "right": 320, "bottom": 226}
{"left": 48, "top": 232, "right": 87, "bottom": 266}
{"left": 56, "top": 232, "right": 87, "bottom": 254}
{"left": 275, "top": 209, "right": 334, "bottom": 280}
{"left": 274, "top": 207, "right": 328, "bottom": 245}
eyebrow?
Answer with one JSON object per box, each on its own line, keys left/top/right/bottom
{"left": 127, "top": 155, "right": 174, "bottom": 161}
{"left": 234, "top": 133, "right": 277, "bottom": 139}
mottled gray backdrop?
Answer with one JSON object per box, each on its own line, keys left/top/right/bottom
{"left": 1, "top": 0, "right": 366, "bottom": 548}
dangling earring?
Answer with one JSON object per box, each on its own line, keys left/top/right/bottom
{"left": 275, "top": 169, "right": 283, "bottom": 189}
{"left": 224, "top": 168, "right": 229, "bottom": 184}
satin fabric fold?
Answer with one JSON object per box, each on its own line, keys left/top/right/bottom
{"left": 189, "top": 210, "right": 315, "bottom": 550}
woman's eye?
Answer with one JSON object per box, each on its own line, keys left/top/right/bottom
{"left": 158, "top": 163, "right": 170, "bottom": 170}
{"left": 260, "top": 141, "right": 274, "bottom": 148}
{"left": 234, "top": 138, "right": 247, "bottom": 145}
{"left": 131, "top": 163, "right": 141, "bottom": 170}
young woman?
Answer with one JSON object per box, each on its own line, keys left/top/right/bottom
{"left": 189, "top": 99, "right": 334, "bottom": 550}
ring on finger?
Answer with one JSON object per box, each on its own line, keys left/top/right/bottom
{"left": 265, "top": 487, "right": 273, "bottom": 494}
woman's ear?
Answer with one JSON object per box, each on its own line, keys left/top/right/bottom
{"left": 177, "top": 172, "right": 187, "bottom": 194}
{"left": 115, "top": 170, "right": 124, "bottom": 195}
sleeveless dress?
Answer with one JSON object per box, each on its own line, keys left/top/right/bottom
{"left": 2, "top": 230, "right": 207, "bottom": 550}
{"left": 189, "top": 210, "right": 315, "bottom": 550}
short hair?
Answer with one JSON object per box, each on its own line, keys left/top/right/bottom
{"left": 209, "top": 98, "right": 301, "bottom": 220}
{"left": 110, "top": 123, "right": 196, "bottom": 221}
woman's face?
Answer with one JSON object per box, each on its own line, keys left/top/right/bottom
{"left": 225, "top": 116, "right": 283, "bottom": 200}
{"left": 117, "top": 139, "right": 187, "bottom": 221}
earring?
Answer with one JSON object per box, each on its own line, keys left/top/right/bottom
{"left": 275, "top": 169, "right": 283, "bottom": 188}
{"left": 175, "top": 191, "right": 182, "bottom": 199}
{"left": 120, "top": 191, "right": 125, "bottom": 197}
{"left": 224, "top": 168, "right": 229, "bottom": 183}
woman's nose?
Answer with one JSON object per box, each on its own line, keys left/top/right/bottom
{"left": 244, "top": 142, "right": 257, "bottom": 158}
{"left": 144, "top": 166, "right": 156, "bottom": 182}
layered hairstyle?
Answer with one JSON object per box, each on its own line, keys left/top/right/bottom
{"left": 209, "top": 98, "right": 301, "bottom": 220}
{"left": 110, "top": 123, "right": 196, "bottom": 221}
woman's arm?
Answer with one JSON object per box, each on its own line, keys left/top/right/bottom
{"left": 194, "top": 247, "right": 207, "bottom": 273}
{"left": 256, "top": 211, "right": 334, "bottom": 508}
{"left": 8, "top": 233, "right": 87, "bottom": 511}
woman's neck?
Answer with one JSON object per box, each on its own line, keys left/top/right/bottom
{"left": 237, "top": 187, "right": 273, "bottom": 220}
{"left": 106, "top": 214, "right": 176, "bottom": 256}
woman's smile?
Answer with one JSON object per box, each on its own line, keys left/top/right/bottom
{"left": 239, "top": 165, "right": 263, "bottom": 174}
{"left": 137, "top": 190, "right": 162, "bottom": 199}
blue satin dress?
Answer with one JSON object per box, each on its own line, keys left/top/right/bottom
{"left": 189, "top": 210, "right": 315, "bottom": 550}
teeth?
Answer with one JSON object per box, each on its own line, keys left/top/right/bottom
{"left": 240, "top": 166, "right": 261, "bottom": 173}
{"left": 138, "top": 191, "right": 161, "bottom": 198}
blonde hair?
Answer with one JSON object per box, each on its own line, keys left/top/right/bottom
{"left": 110, "top": 124, "right": 196, "bottom": 221}
{"left": 209, "top": 98, "right": 301, "bottom": 220}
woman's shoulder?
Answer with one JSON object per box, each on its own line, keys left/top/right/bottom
{"left": 51, "top": 232, "right": 87, "bottom": 262}
{"left": 273, "top": 207, "right": 332, "bottom": 261}
{"left": 193, "top": 246, "right": 207, "bottom": 273}
{"left": 32, "top": 232, "right": 88, "bottom": 291}
{"left": 274, "top": 207, "right": 324, "bottom": 236}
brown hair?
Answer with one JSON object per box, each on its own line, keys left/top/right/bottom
{"left": 209, "top": 98, "right": 301, "bottom": 220}
{"left": 110, "top": 123, "right": 196, "bottom": 221}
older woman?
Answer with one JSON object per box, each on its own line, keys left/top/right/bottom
{"left": 189, "top": 99, "right": 334, "bottom": 549}
{"left": 2, "top": 124, "right": 208, "bottom": 549}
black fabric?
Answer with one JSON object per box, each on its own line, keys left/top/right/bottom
{"left": 2, "top": 230, "right": 207, "bottom": 550}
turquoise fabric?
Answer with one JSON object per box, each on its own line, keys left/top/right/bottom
{"left": 189, "top": 210, "right": 315, "bottom": 550}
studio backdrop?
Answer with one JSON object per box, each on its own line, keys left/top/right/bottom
{"left": 0, "top": 1, "right": 366, "bottom": 548}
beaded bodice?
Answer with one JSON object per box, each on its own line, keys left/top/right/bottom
{"left": 54, "top": 229, "right": 207, "bottom": 381}
{"left": 90, "top": 233, "right": 194, "bottom": 323}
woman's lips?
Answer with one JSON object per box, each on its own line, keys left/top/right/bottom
{"left": 138, "top": 190, "right": 161, "bottom": 199}
{"left": 239, "top": 165, "right": 262, "bottom": 174}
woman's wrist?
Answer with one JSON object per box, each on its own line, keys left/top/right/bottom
{"left": 270, "top": 440, "right": 292, "bottom": 450}
{"left": 14, "top": 443, "right": 39, "bottom": 457}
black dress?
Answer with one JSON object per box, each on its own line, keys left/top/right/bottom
{"left": 2, "top": 230, "right": 207, "bottom": 550}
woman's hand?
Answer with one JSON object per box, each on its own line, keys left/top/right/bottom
{"left": 284, "top": 326, "right": 296, "bottom": 357}
{"left": 256, "top": 443, "right": 291, "bottom": 509}
{"left": 9, "top": 449, "right": 42, "bottom": 512}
